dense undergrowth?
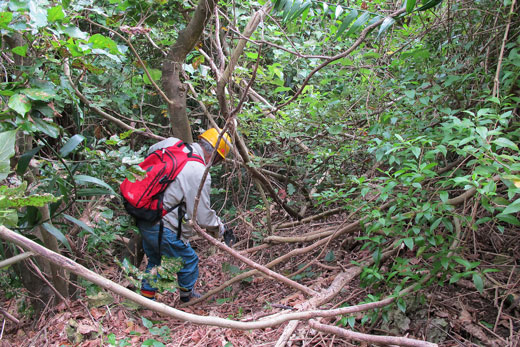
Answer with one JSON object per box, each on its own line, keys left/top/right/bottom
{"left": 0, "top": 0, "right": 519, "bottom": 345}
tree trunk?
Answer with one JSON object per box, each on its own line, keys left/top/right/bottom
{"left": 162, "top": 0, "right": 217, "bottom": 142}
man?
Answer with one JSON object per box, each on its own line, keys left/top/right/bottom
{"left": 138, "top": 128, "right": 233, "bottom": 303}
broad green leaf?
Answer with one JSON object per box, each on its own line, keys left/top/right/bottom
{"left": 42, "top": 222, "right": 71, "bottom": 251}
{"left": 143, "top": 68, "right": 162, "bottom": 85}
{"left": 472, "top": 273, "right": 484, "bottom": 293}
{"left": 32, "top": 117, "right": 60, "bottom": 138}
{"left": 12, "top": 45, "right": 28, "bottom": 57}
{"left": 0, "top": 209, "right": 18, "bottom": 227}
{"left": 404, "top": 90, "right": 416, "bottom": 99}
{"left": 501, "top": 198, "right": 520, "bottom": 215}
{"left": 141, "top": 316, "right": 153, "bottom": 329}
{"left": 0, "top": 130, "right": 17, "bottom": 180}
{"left": 47, "top": 5, "right": 65, "bottom": 22}
{"left": 493, "top": 137, "right": 518, "bottom": 151}
{"left": 406, "top": 0, "right": 417, "bottom": 12}
{"left": 335, "top": 10, "right": 358, "bottom": 39}
{"left": 0, "top": 12, "right": 13, "bottom": 28}
{"left": 59, "top": 24, "right": 88, "bottom": 39}
{"left": 21, "top": 88, "right": 56, "bottom": 101}
{"left": 16, "top": 145, "right": 43, "bottom": 176}
{"left": 8, "top": 94, "right": 31, "bottom": 116}
{"left": 496, "top": 213, "right": 520, "bottom": 226}
{"left": 63, "top": 214, "right": 95, "bottom": 235}
{"left": 89, "top": 34, "right": 121, "bottom": 55}
{"left": 60, "top": 134, "right": 85, "bottom": 157}
{"left": 403, "top": 237, "right": 414, "bottom": 250}
{"left": 29, "top": 0, "right": 48, "bottom": 28}
{"left": 377, "top": 17, "right": 395, "bottom": 39}
{"left": 439, "top": 191, "right": 448, "bottom": 203}
{"left": 74, "top": 175, "right": 116, "bottom": 195}
{"left": 411, "top": 146, "right": 421, "bottom": 158}
{"left": 345, "top": 11, "right": 370, "bottom": 37}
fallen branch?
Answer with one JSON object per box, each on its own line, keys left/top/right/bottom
{"left": 0, "top": 307, "right": 20, "bottom": 325}
{"left": 190, "top": 223, "right": 317, "bottom": 298}
{"left": 0, "top": 251, "right": 34, "bottom": 269}
{"left": 309, "top": 320, "right": 437, "bottom": 347}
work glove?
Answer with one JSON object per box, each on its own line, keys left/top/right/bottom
{"left": 223, "top": 225, "right": 237, "bottom": 247}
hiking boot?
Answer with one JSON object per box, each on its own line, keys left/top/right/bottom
{"left": 179, "top": 288, "right": 202, "bottom": 303}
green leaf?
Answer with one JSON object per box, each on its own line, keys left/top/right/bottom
{"left": 496, "top": 213, "right": 520, "bottom": 226}
{"left": 345, "top": 11, "right": 370, "bottom": 37}
{"left": 0, "top": 12, "right": 13, "bottom": 29}
{"left": 404, "top": 90, "right": 416, "bottom": 99}
{"left": 32, "top": 117, "right": 60, "bottom": 138}
{"left": 493, "top": 137, "right": 518, "bottom": 151}
{"left": 324, "top": 250, "right": 335, "bottom": 262}
{"left": 335, "top": 9, "right": 358, "bottom": 39}
{"left": 472, "top": 273, "right": 484, "bottom": 293}
{"left": 59, "top": 24, "right": 88, "bottom": 39}
{"left": 60, "top": 134, "right": 85, "bottom": 157}
{"left": 63, "top": 214, "right": 95, "bottom": 235}
{"left": 89, "top": 33, "right": 121, "bottom": 54}
{"left": 141, "top": 316, "right": 153, "bottom": 329}
{"left": 21, "top": 88, "right": 56, "bottom": 101}
{"left": 287, "top": 0, "right": 311, "bottom": 21}
{"left": 328, "top": 124, "right": 343, "bottom": 135}
{"left": 29, "top": 1, "right": 48, "bottom": 28}
{"left": 439, "top": 191, "right": 448, "bottom": 203}
{"left": 416, "top": 0, "right": 443, "bottom": 11}
{"left": 42, "top": 223, "right": 71, "bottom": 251}
{"left": 73, "top": 175, "right": 116, "bottom": 195}
{"left": 143, "top": 68, "right": 162, "bottom": 85}
{"left": 397, "top": 298, "right": 406, "bottom": 313}
{"left": 454, "top": 257, "right": 472, "bottom": 270}
{"left": 47, "top": 5, "right": 65, "bottom": 22}
{"left": 406, "top": 0, "right": 416, "bottom": 12}
{"left": 411, "top": 146, "right": 421, "bottom": 159}
{"left": 8, "top": 94, "right": 31, "bottom": 116}
{"left": 16, "top": 145, "right": 42, "bottom": 176}
{"left": 377, "top": 17, "right": 395, "bottom": 39}
{"left": 501, "top": 198, "right": 520, "bottom": 215}
{"left": 0, "top": 130, "right": 17, "bottom": 181}
{"left": 403, "top": 237, "right": 414, "bottom": 250}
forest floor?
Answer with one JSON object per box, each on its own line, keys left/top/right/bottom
{"left": 0, "top": 214, "right": 519, "bottom": 347}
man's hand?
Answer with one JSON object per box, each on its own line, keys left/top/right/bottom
{"left": 223, "top": 226, "right": 237, "bottom": 247}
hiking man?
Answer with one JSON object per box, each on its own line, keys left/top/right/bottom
{"left": 136, "top": 128, "right": 234, "bottom": 303}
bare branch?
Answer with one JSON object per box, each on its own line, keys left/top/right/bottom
{"left": 309, "top": 320, "right": 438, "bottom": 347}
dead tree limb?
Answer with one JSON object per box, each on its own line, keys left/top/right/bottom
{"left": 189, "top": 223, "right": 317, "bottom": 297}
{"left": 0, "top": 251, "right": 34, "bottom": 268}
{"left": 309, "top": 320, "right": 437, "bottom": 347}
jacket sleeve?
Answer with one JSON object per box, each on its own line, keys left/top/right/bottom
{"left": 181, "top": 162, "right": 224, "bottom": 232}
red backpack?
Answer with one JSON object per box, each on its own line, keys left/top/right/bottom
{"left": 120, "top": 140, "right": 204, "bottom": 241}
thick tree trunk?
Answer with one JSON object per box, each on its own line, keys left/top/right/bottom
{"left": 162, "top": 0, "right": 217, "bottom": 142}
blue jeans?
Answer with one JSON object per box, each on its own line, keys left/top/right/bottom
{"left": 138, "top": 221, "right": 199, "bottom": 292}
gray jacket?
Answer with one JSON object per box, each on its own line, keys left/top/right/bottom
{"left": 148, "top": 137, "right": 224, "bottom": 243}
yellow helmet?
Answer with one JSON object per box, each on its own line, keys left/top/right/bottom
{"left": 199, "top": 128, "right": 232, "bottom": 158}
